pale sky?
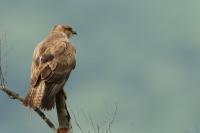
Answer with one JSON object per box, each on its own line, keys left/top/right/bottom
{"left": 1, "top": 0, "right": 200, "bottom": 133}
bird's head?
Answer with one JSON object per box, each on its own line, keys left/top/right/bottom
{"left": 52, "top": 24, "right": 77, "bottom": 38}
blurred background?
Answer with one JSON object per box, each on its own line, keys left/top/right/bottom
{"left": 0, "top": 0, "right": 200, "bottom": 133}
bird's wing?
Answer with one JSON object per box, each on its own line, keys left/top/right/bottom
{"left": 30, "top": 38, "right": 65, "bottom": 86}
{"left": 30, "top": 37, "right": 76, "bottom": 102}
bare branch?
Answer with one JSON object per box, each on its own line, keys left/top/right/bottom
{"left": 0, "top": 39, "right": 6, "bottom": 87}
{"left": 105, "top": 105, "right": 118, "bottom": 133}
{"left": 97, "top": 124, "right": 100, "bottom": 133}
{"left": 71, "top": 104, "right": 118, "bottom": 133}
{"left": 71, "top": 110, "right": 86, "bottom": 133}
{"left": 88, "top": 114, "right": 97, "bottom": 133}
{"left": 0, "top": 34, "right": 57, "bottom": 132}
{"left": 0, "top": 85, "right": 56, "bottom": 132}
{"left": 56, "top": 91, "right": 72, "bottom": 133}
{"left": 3, "top": 33, "right": 8, "bottom": 85}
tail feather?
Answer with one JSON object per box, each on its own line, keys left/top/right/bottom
{"left": 24, "top": 81, "right": 57, "bottom": 110}
{"left": 40, "top": 83, "right": 56, "bottom": 110}
{"left": 41, "top": 96, "right": 55, "bottom": 110}
{"left": 24, "top": 86, "right": 36, "bottom": 107}
{"left": 23, "top": 81, "right": 46, "bottom": 109}
{"left": 24, "top": 70, "right": 68, "bottom": 111}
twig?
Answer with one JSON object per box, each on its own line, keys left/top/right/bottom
{"left": 88, "top": 114, "right": 97, "bottom": 133}
{"left": 0, "top": 85, "right": 56, "bottom": 132}
{"left": 0, "top": 40, "right": 6, "bottom": 87}
{"left": 105, "top": 105, "right": 118, "bottom": 133}
{"left": 71, "top": 110, "right": 86, "bottom": 133}
{"left": 97, "top": 124, "right": 100, "bottom": 133}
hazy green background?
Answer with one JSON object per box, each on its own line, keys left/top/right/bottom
{"left": 0, "top": 0, "right": 200, "bottom": 133}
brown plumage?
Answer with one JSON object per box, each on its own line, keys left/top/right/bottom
{"left": 24, "top": 24, "right": 77, "bottom": 110}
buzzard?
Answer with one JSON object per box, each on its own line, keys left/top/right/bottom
{"left": 24, "top": 24, "right": 77, "bottom": 110}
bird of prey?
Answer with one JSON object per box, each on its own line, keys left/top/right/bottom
{"left": 24, "top": 24, "right": 77, "bottom": 110}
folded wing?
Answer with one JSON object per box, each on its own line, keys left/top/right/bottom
{"left": 24, "top": 34, "right": 76, "bottom": 110}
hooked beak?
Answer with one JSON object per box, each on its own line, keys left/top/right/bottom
{"left": 72, "top": 30, "right": 77, "bottom": 35}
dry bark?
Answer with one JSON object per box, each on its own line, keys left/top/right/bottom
{"left": 56, "top": 91, "right": 71, "bottom": 133}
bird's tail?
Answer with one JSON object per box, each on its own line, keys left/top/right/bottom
{"left": 40, "top": 83, "right": 57, "bottom": 110}
{"left": 23, "top": 81, "right": 46, "bottom": 109}
{"left": 40, "top": 96, "right": 56, "bottom": 110}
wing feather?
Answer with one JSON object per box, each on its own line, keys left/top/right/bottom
{"left": 25, "top": 32, "right": 76, "bottom": 110}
